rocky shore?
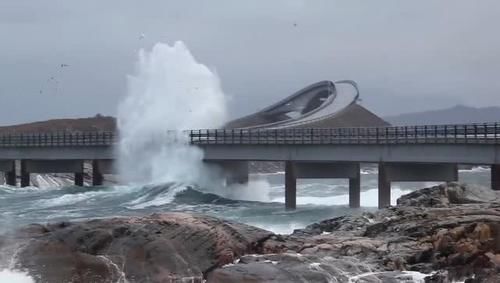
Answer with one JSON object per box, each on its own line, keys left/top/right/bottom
{"left": 2, "top": 182, "right": 500, "bottom": 282}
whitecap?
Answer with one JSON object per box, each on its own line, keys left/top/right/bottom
{"left": 270, "top": 187, "right": 414, "bottom": 207}
{"left": 125, "top": 184, "right": 189, "bottom": 209}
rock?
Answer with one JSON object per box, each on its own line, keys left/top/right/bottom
{"left": 3, "top": 183, "right": 500, "bottom": 282}
{"left": 397, "top": 182, "right": 500, "bottom": 207}
{"left": 207, "top": 253, "right": 376, "bottom": 283}
{"left": 213, "top": 183, "right": 500, "bottom": 282}
{"left": 6, "top": 213, "right": 272, "bottom": 283}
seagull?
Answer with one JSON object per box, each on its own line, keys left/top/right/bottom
{"left": 139, "top": 33, "right": 146, "bottom": 40}
{"left": 60, "top": 64, "right": 70, "bottom": 68}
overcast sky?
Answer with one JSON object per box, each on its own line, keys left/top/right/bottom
{"left": 1, "top": 0, "right": 499, "bottom": 125}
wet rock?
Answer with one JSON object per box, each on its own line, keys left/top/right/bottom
{"left": 10, "top": 213, "right": 272, "bottom": 283}
{"left": 397, "top": 182, "right": 500, "bottom": 207}
{"left": 4, "top": 182, "right": 500, "bottom": 282}
{"left": 212, "top": 183, "right": 500, "bottom": 282}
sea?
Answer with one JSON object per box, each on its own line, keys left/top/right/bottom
{"left": 0, "top": 166, "right": 491, "bottom": 236}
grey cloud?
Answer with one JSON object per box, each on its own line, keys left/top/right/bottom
{"left": 1, "top": 0, "right": 499, "bottom": 125}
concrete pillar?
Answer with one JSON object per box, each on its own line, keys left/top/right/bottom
{"left": 92, "top": 160, "right": 104, "bottom": 186}
{"left": 378, "top": 163, "right": 391, "bottom": 209}
{"left": 285, "top": 161, "right": 297, "bottom": 210}
{"left": 349, "top": 170, "right": 361, "bottom": 208}
{"left": 224, "top": 161, "right": 249, "bottom": 185}
{"left": 492, "top": 164, "right": 500, "bottom": 191}
{"left": 20, "top": 160, "right": 30, "bottom": 187}
{"left": 453, "top": 164, "right": 459, "bottom": 182}
{"left": 228, "top": 162, "right": 249, "bottom": 185}
{"left": 5, "top": 161, "right": 16, "bottom": 186}
{"left": 5, "top": 171, "right": 16, "bottom": 186}
{"left": 75, "top": 173, "right": 84, "bottom": 186}
{"left": 0, "top": 160, "right": 16, "bottom": 186}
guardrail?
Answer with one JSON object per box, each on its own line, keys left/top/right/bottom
{"left": 0, "top": 123, "right": 499, "bottom": 147}
{"left": 190, "top": 123, "right": 500, "bottom": 145}
{"left": 0, "top": 132, "right": 117, "bottom": 147}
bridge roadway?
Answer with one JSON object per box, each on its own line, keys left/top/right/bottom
{"left": 1, "top": 123, "right": 500, "bottom": 209}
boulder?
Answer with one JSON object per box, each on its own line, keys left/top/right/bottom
{"left": 8, "top": 213, "right": 272, "bottom": 283}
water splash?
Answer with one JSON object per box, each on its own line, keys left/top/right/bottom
{"left": 0, "top": 270, "right": 34, "bottom": 283}
{"left": 117, "top": 41, "right": 227, "bottom": 186}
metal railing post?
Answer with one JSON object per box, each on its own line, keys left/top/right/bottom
{"left": 496, "top": 123, "right": 499, "bottom": 143}
{"left": 484, "top": 123, "right": 487, "bottom": 142}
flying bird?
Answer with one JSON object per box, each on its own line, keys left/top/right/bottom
{"left": 60, "top": 64, "right": 70, "bottom": 68}
{"left": 139, "top": 33, "right": 146, "bottom": 40}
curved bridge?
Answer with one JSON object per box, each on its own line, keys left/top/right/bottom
{"left": 225, "top": 80, "right": 367, "bottom": 129}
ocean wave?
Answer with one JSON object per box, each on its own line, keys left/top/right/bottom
{"left": 35, "top": 191, "right": 105, "bottom": 207}
{"left": 33, "top": 185, "right": 135, "bottom": 208}
{"left": 271, "top": 187, "right": 414, "bottom": 207}
{"left": 124, "top": 183, "right": 190, "bottom": 209}
{"left": 173, "top": 187, "right": 240, "bottom": 205}
{"left": 0, "top": 185, "right": 51, "bottom": 195}
{"left": 348, "top": 271, "right": 430, "bottom": 282}
{"left": 252, "top": 171, "right": 285, "bottom": 176}
{"left": 459, "top": 166, "right": 490, "bottom": 173}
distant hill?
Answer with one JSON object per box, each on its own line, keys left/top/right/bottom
{"left": 384, "top": 105, "right": 500, "bottom": 126}
{"left": 0, "top": 115, "right": 116, "bottom": 134}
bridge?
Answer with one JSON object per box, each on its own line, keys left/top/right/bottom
{"left": 1, "top": 122, "right": 500, "bottom": 209}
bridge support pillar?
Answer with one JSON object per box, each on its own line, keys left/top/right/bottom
{"left": 378, "top": 163, "right": 391, "bottom": 209}
{"left": 20, "top": 160, "right": 30, "bottom": 187}
{"left": 349, "top": 170, "right": 361, "bottom": 209}
{"left": 92, "top": 160, "right": 104, "bottom": 186}
{"left": 6, "top": 171, "right": 16, "bottom": 186}
{"left": 223, "top": 161, "right": 249, "bottom": 185}
{"left": 285, "top": 161, "right": 297, "bottom": 210}
{"left": 0, "top": 160, "right": 16, "bottom": 186}
{"left": 75, "top": 173, "right": 84, "bottom": 186}
{"left": 492, "top": 165, "right": 500, "bottom": 191}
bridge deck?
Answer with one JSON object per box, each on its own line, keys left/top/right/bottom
{"left": 0, "top": 123, "right": 499, "bottom": 147}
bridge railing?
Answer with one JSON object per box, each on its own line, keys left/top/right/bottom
{"left": 189, "top": 122, "right": 500, "bottom": 145}
{"left": 0, "top": 122, "right": 499, "bottom": 147}
{"left": 0, "top": 132, "right": 117, "bottom": 147}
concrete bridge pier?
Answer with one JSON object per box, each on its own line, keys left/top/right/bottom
{"left": 20, "top": 160, "right": 30, "bottom": 187}
{"left": 378, "top": 163, "right": 391, "bottom": 209}
{"left": 285, "top": 161, "right": 297, "bottom": 210}
{"left": 349, "top": 170, "right": 361, "bottom": 209}
{"left": 492, "top": 165, "right": 500, "bottom": 191}
{"left": 0, "top": 160, "right": 16, "bottom": 186}
{"left": 92, "top": 160, "right": 104, "bottom": 186}
{"left": 378, "top": 163, "right": 459, "bottom": 208}
{"left": 92, "top": 160, "right": 115, "bottom": 186}
{"left": 75, "top": 172, "right": 84, "bottom": 186}
{"left": 217, "top": 161, "right": 249, "bottom": 185}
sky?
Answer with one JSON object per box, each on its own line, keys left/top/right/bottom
{"left": 1, "top": 0, "right": 500, "bottom": 125}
